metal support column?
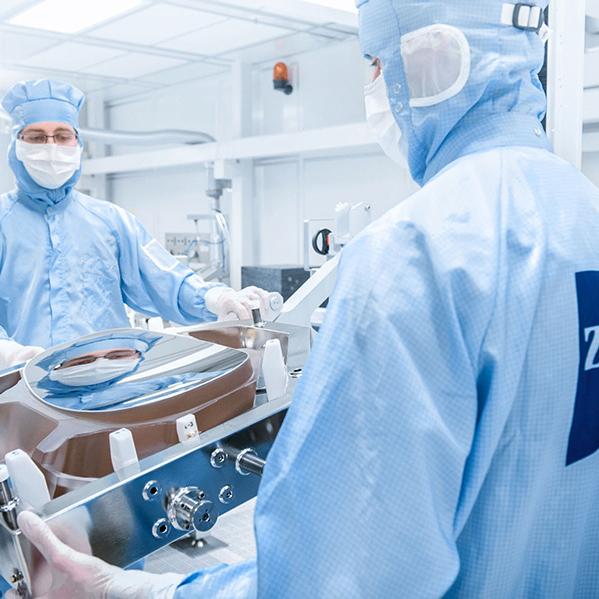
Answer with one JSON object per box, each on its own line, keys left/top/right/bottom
{"left": 229, "top": 61, "right": 255, "bottom": 289}
{"left": 546, "top": 0, "right": 586, "bottom": 168}
{"left": 82, "top": 92, "right": 109, "bottom": 200}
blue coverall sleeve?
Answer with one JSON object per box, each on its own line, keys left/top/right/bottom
{"left": 249, "top": 212, "right": 487, "bottom": 597}
{"left": 174, "top": 560, "right": 257, "bottom": 598}
{"left": 113, "top": 208, "right": 222, "bottom": 324}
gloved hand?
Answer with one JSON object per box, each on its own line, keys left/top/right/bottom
{"left": 205, "top": 286, "right": 272, "bottom": 321}
{"left": 8, "top": 511, "right": 184, "bottom": 599}
{"left": 0, "top": 339, "right": 43, "bottom": 370}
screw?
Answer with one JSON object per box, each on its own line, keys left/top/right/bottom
{"left": 210, "top": 448, "right": 227, "bottom": 468}
{"left": 219, "top": 485, "right": 234, "bottom": 504}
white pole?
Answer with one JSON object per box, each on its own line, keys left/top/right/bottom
{"left": 229, "top": 61, "right": 255, "bottom": 289}
{"left": 546, "top": 0, "right": 586, "bottom": 169}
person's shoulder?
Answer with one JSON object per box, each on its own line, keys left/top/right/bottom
{"left": 73, "top": 190, "right": 116, "bottom": 211}
{"left": 344, "top": 150, "right": 508, "bottom": 271}
{"left": 0, "top": 190, "right": 19, "bottom": 221}
{"left": 72, "top": 191, "right": 131, "bottom": 222}
{"left": 375, "top": 146, "right": 539, "bottom": 236}
{"left": 0, "top": 190, "right": 18, "bottom": 208}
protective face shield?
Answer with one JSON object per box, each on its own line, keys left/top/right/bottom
{"left": 364, "top": 72, "right": 406, "bottom": 165}
{"left": 15, "top": 139, "right": 82, "bottom": 190}
{"left": 400, "top": 25, "right": 471, "bottom": 109}
{"left": 49, "top": 356, "right": 140, "bottom": 387}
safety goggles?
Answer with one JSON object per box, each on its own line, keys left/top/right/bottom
{"left": 56, "top": 349, "right": 141, "bottom": 370}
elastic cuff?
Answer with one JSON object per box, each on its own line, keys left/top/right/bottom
{"left": 205, "top": 286, "right": 233, "bottom": 314}
{"left": 178, "top": 276, "right": 225, "bottom": 311}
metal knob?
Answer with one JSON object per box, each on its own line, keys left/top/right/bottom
{"left": 167, "top": 487, "right": 216, "bottom": 533}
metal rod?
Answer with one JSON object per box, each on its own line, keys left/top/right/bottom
{"left": 80, "top": 127, "right": 216, "bottom": 146}
{"left": 0, "top": 475, "right": 19, "bottom": 531}
{"left": 0, "top": 111, "right": 216, "bottom": 146}
{"left": 238, "top": 452, "right": 266, "bottom": 476}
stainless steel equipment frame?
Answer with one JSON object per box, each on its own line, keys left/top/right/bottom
{"left": 0, "top": 392, "right": 292, "bottom": 592}
{"left": 0, "top": 319, "right": 309, "bottom": 595}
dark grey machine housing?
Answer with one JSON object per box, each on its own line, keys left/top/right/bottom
{"left": 242, "top": 266, "right": 310, "bottom": 301}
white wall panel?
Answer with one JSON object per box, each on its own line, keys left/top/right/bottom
{"left": 253, "top": 153, "right": 417, "bottom": 266}
{"left": 107, "top": 39, "right": 417, "bottom": 273}
{"left": 108, "top": 73, "right": 232, "bottom": 154}
{"left": 303, "top": 153, "right": 415, "bottom": 222}
{"left": 254, "top": 160, "right": 301, "bottom": 265}
{"left": 108, "top": 166, "right": 212, "bottom": 244}
{"left": 252, "top": 38, "right": 367, "bottom": 135}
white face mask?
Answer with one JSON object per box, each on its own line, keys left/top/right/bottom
{"left": 16, "top": 139, "right": 82, "bottom": 190}
{"left": 49, "top": 357, "right": 140, "bottom": 387}
{"left": 364, "top": 73, "right": 408, "bottom": 166}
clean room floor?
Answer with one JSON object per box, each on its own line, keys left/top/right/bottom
{"left": 145, "top": 499, "right": 257, "bottom": 574}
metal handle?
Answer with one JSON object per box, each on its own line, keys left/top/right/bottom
{"left": 312, "top": 228, "right": 332, "bottom": 256}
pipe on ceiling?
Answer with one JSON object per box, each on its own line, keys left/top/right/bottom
{"left": 0, "top": 111, "right": 215, "bottom": 146}
{"left": 81, "top": 127, "right": 216, "bottom": 145}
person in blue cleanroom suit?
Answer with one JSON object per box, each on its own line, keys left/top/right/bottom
{"left": 10, "top": 0, "right": 599, "bottom": 598}
{"left": 0, "top": 79, "right": 271, "bottom": 369}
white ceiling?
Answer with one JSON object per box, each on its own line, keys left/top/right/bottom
{"left": 0, "top": 0, "right": 357, "bottom": 104}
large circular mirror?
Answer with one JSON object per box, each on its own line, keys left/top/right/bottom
{"left": 24, "top": 328, "right": 247, "bottom": 413}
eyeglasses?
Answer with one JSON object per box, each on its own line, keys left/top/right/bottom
{"left": 19, "top": 131, "right": 78, "bottom": 145}
{"left": 56, "top": 349, "right": 141, "bottom": 370}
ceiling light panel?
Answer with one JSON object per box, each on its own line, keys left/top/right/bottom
{"left": 87, "top": 81, "right": 155, "bottom": 102}
{"left": 160, "top": 18, "right": 288, "bottom": 55}
{"left": 222, "top": 31, "right": 330, "bottom": 64}
{"left": 0, "top": 0, "right": 36, "bottom": 19}
{"left": 0, "top": 68, "right": 51, "bottom": 93}
{"left": 21, "top": 42, "right": 125, "bottom": 71}
{"left": 89, "top": 3, "right": 227, "bottom": 46}
{"left": 140, "top": 61, "right": 225, "bottom": 85}
{"left": 0, "top": 32, "right": 56, "bottom": 62}
{"left": 9, "top": 0, "right": 145, "bottom": 34}
{"left": 300, "top": 0, "right": 357, "bottom": 12}
{"left": 84, "top": 53, "right": 186, "bottom": 78}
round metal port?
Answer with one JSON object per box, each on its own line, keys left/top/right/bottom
{"left": 219, "top": 485, "right": 234, "bottom": 504}
{"left": 152, "top": 518, "right": 171, "bottom": 539}
{"left": 143, "top": 480, "right": 162, "bottom": 502}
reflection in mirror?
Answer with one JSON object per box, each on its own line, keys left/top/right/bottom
{"left": 24, "top": 329, "right": 247, "bottom": 412}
